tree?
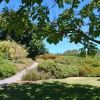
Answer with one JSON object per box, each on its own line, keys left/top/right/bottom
{"left": 0, "top": 0, "right": 100, "bottom": 57}
{"left": 0, "top": 41, "right": 28, "bottom": 62}
{"left": 27, "top": 34, "right": 49, "bottom": 59}
{"left": 0, "top": 22, "right": 49, "bottom": 59}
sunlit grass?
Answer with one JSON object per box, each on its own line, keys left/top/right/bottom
{"left": 53, "top": 77, "right": 100, "bottom": 87}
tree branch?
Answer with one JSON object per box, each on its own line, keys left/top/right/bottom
{"left": 0, "top": 0, "right": 3, "bottom": 3}
{"left": 16, "top": 0, "right": 32, "bottom": 16}
{"left": 72, "top": 29, "right": 100, "bottom": 44}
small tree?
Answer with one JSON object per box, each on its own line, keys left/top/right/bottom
{"left": 10, "top": 41, "right": 28, "bottom": 62}
{"left": 0, "top": 41, "right": 28, "bottom": 62}
{"left": 27, "top": 39, "right": 49, "bottom": 59}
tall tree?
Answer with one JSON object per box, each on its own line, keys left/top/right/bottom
{"left": 0, "top": 0, "right": 100, "bottom": 57}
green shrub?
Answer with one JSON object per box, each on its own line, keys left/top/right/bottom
{"left": 37, "top": 61, "right": 66, "bottom": 78}
{"left": 22, "top": 69, "right": 50, "bottom": 81}
{"left": 37, "top": 61, "right": 79, "bottom": 78}
{"left": 54, "top": 56, "right": 83, "bottom": 66}
{"left": 65, "top": 65, "right": 79, "bottom": 77}
{"left": 0, "top": 58, "right": 17, "bottom": 79}
{"left": 36, "top": 54, "right": 59, "bottom": 60}
{"left": 0, "top": 41, "right": 28, "bottom": 62}
{"left": 94, "top": 67, "right": 100, "bottom": 77}
{"left": 78, "top": 64, "right": 96, "bottom": 77}
{"left": 0, "top": 52, "right": 6, "bottom": 59}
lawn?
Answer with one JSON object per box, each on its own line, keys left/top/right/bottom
{"left": 54, "top": 77, "right": 100, "bottom": 87}
{"left": 0, "top": 77, "right": 100, "bottom": 100}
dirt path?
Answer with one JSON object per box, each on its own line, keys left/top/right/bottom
{"left": 0, "top": 62, "right": 38, "bottom": 85}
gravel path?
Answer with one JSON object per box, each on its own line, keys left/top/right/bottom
{"left": 0, "top": 62, "right": 38, "bottom": 86}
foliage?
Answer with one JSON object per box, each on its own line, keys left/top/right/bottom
{"left": 10, "top": 41, "right": 28, "bottom": 62}
{"left": 78, "top": 64, "right": 97, "bottom": 77}
{"left": 0, "top": 57, "right": 17, "bottom": 79}
{"left": 23, "top": 55, "right": 100, "bottom": 81}
{"left": 0, "top": 0, "right": 100, "bottom": 57}
{"left": 22, "top": 69, "right": 50, "bottom": 81}
{"left": 0, "top": 52, "right": 6, "bottom": 59}
{"left": 54, "top": 56, "right": 82, "bottom": 66}
{"left": 0, "top": 25, "right": 49, "bottom": 59}
{"left": 55, "top": 56, "right": 100, "bottom": 67}
{"left": 36, "top": 54, "right": 59, "bottom": 60}
{"left": 0, "top": 41, "right": 28, "bottom": 62}
{"left": 27, "top": 39, "right": 49, "bottom": 59}
{"left": 25, "top": 61, "right": 79, "bottom": 80}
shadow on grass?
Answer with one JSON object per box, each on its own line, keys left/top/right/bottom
{"left": 0, "top": 81, "right": 100, "bottom": 100}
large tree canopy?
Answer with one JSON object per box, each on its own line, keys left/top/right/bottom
{"left": 0, "top": 0, "right": 100, "bottom": 57}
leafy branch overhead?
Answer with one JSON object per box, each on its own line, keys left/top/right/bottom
{"left": 0, "top": 0, "right": 100, "bottom": 57}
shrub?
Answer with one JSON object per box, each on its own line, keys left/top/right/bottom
{"left": 55, "top": 56, "right": 100, "bottom": 67}
{"left": 36, "top": 54, "right": 59, "bottom": 60}
{"left": 0, "top": 58, "right": 17, "bottom": 79}
{"left": 22, "top": 61, "right": 79, "bottom": 81}
{"left": 22, "top": 69, "right": 50, "bottom": 81}
{"left": 54, "top": 56, "right": 82, "bottom": 66}
{"left": 0, "top": 52, "right": 6, "bottom": 59}
{"left": 65, "top": 65, "right": 79, "bottom": 77}
{"left": 37, "top": 61, "right": 66, "bottom": 78}
{"left": 37, "top": 61, "right": 79, "bottom": 78}
{"left": 0, "top": 41, "right": 28, "bottom": 62}
{"left": 78, "top": 64, "right": 96, "bottom": 77}
{"left": 94, "top": 67, "right": 100, "bottom": 77}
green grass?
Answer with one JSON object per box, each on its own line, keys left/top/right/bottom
{"left": 54, "top": 77, "right": 100, "bottom": 87}
{"left": 0, "top": 78, "right": 100, "bottom": 100}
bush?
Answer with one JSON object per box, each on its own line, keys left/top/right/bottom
{"left": 94, "top": 67, "right": 100, "bottom": 77}
{"left": 0, "top": 58, "right": 17, "bottom": 79}
{"left": 54, "top": 56, "right": 83, "bottom": 66}
{"left": 37, "top": 61, "right": 66, "bottom": 78}
{"left": 78, "top": 64, "right": 97, "bottom": 77}
{"left": 65, "top": 65, "right": 79, "bottom": 77}
{"left": 22, "top": 61, "right": 79, "bottom": 81}
{"left": 0, "top": 52, "right": 6, "bottom": 59}
{"left": 22, "top": 69, "right": 50, "bottom": 81}
{"left": 36, "top": 54, "right": 59, "bottom": 60}
{"left": 37, "top": 61, "right": 79, "bottom": 78}
{"left": 0, "top": 41, "right": 28, "bottom": 62}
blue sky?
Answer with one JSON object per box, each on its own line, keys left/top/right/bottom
{"left": 0, "top": 0, "right": 99, "bottom": 54}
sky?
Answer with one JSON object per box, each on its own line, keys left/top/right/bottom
{"left": 0, "top": 0, "right": 99, "bottom": 54}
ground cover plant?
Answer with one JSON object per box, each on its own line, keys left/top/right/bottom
{"left": 0, "top": 81, "right": 100, "bottom": 100}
